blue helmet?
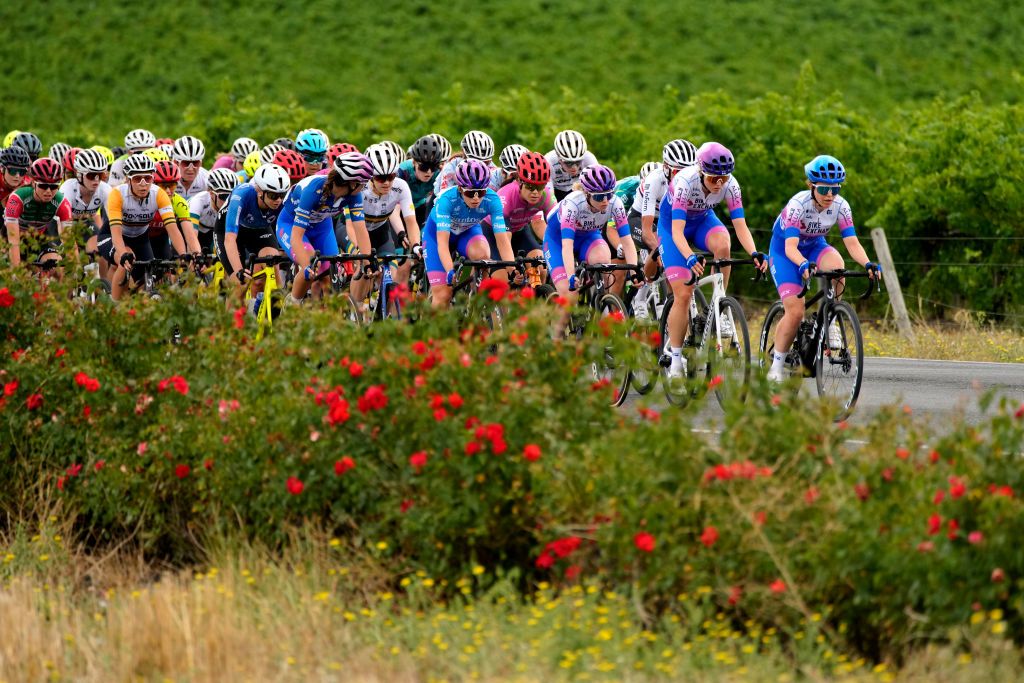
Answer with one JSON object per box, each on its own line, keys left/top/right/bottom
{"left": 805, "top": 155, "right": 846, "bottom": 184}
{"left": 295, "top": 129, "right": 328, "bottom": 156}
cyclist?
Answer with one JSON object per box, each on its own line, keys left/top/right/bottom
{"left": 497, "top": 144, "right": 528, "bottom": 187}
{"left": 109, "top": 129, "right": 157, "bottom": 186}
{"left": 543, "top": 164, "right": 638, "bottom": 308}
{"left": 1, "top": 147, "right": 32, "bottom": 219}
{"left": 544, "top": 130, "right": 598, "bottom": 202}
{"left": 188, "top": 167, "right": 238, "bottom": 255}
{"left": 604, "top": 160, "right": 660, "bottom": 298}
{"left": 277, "top": 152, "right": 373, "bottom": 304}
{"left": 237, "top": 151, "right": 263, "bottom": 184}
{"left": 434, "top": 131, "right": 501, "bottom": 194}
{"left": 482, "top": 151, "right": 554, "bottom": 270}
{"left": 151, "top": 161, "right": 197, "bottom": 259}
{"left": 765, "top": 155, "right": 881, "bottom": 382}
{"left": 219, "top": 164, "right": 290, "bottom": 300}
{"left": 295, "top": 129, "right": 329, "bottom": 176}
{"left": 10, "top": 132, "right": 43, "bottom": 163}
{"left": 326, "top": 142, "right": 359, "bottom": 169}
{"left": 212, "top": 137, "right": 259, "bottom": 172}
{"left": 59, "top": 148, "right": 112, "bottom": 278}
{"left": 101, "top": 154, "right": 176, "bottom": 301}
{"left": 397, "top": 134, "right": 445, "bottom": 227}
{"left": 633, "top": 140, "right": 698, "bottom": 281}
{"left": 4, "top": 158, "right": 74, "bottom": 269}
{"left": 172, "top": 135, "right": 208, "bottom": 200}
{"left": 48, "top": 142, "right": 72, "bottom": 172}
{"left": 424, "top": 159, "right": 514, "bottom": 309}
{"left": 90, "top": 145, "right": 115, "bottom": 183}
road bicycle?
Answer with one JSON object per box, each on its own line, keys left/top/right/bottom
{"left": 758, "top": 266, "right": 881, "bottom": 420}
{"left": 244, "top": 253, "right": 293, "bottom": 340}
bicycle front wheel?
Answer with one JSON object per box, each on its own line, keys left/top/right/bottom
{"left": 815, "top": 300, "right": 864, "bottom": 420}
{"left": 659, "top": 288, "right": 707, "bottom": 407}
{"left": 593, "top": 293, "right": 632, "bottom": 407}
{"left": 707, "top": 296, "right": 751, "bottom": 408}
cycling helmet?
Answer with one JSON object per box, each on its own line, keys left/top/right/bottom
{"left": 157, "top": 144, "right": 174, "bottom": 158}
{"left": 74, "top": 148, "right": 108, "bottom": 175}
{"left": 272, "top": 149, "right": 307, "bottom": 183}
{"left": 662, "top": 139, "right": 698, "bottom": 168}
{"left": 272, "top": 137, "right": 296, "bottom": 151}
{"left": 326, "top": 142, "right": 359, "bottom": 166}
{"left": 48, "top": 142, "right": 71, "bottom": 166}
{"left": 498, "top": 144, "right": 529, "bottom": 173}
{"left": 553, "top": 130, "right": 588, "bottom": 163}
{"left": 172, "top": 135, "right": 205, "bottom": 162}
{"left": 409, "top": 135, "right": 445, "bottom": 165}
{"left": 2, "top": 130, "right": 19, "bottom": 148}
{"left": 29, "top": 158, "right": 63, "bottom": 184}
{"left": 91, "top": 145, "right": 115, "bottom": 168}
{"left": 805, "top": 155, "right": 846, "bottom": 184}
{"left": 207, "top": 168, "right": 239, "bottom": 194}
{"left": 63, "top": 147, "right": 82, "bottom": 175}
{"left": 142, "top": 148, "right": 170, "bottom": 164}
{"left": 259, "top": 144, "right": 284, "bottom": 165}
{"left": 308, "top": 128, "right": 330, "bottom": 147}
{"left": 124, "top": 128, "right": 156, "bottom": 151}
{"left": 460, "top": 130, "right": 494, "bottom": 161}
{"left": 110, "top": 145, "right": 127, "bottom": 159}
{"left": 516, "top": 151, "right": 551, "bottom": 185}
{"left": 230, "top": 137, "right": 259, "bottom": 160}
{"left": 295, "top": 129, "right": 328, "bottom": 157}
{"left": 454, "top": 159, "right": 490, "bottom": 190}
{"left": 155, "top": 137, "right": 175, "bottom": 147}
{"left": 253, "top": 164, "right": 291, "bottom": 193}
{"left": 366, "top": 143, "right": 401, "bottom": 176}
{"left": 697, "top": 142, "right": 735, "bottom": 175}
{"left": 377, "top": 140, "right": 406, "bottom": 164}
{"left": 1, "top": 145, "right": 31, "bottom": 171}
{"left": 429, "top": 133, "right": 452, "bottom": 161}
{"left": 243, "top": 151, "right": 263, "bottom": 178}
{"left": 154, "top": 160, "right": 181, "bottom": 184}
{"left": 331, "top": 152, "right": 373, "bottom": 182}
{"left": 124, "top": 153, "right": 156, "bottom": 177}
{"left": 12, "top": 132, "right": 42, "bottom": 160}
{"left": 579, "top": 164, "right": 616, "bottom": 193}
{"left": 639, "top": 161, "right": 661, "bottom": 180}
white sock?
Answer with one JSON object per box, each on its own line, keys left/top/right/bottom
{"left": 670, "top": 346, "right": 683, "bottom": 368}
{"left": 771, "top": 350, "right": 787, "bottom": 372}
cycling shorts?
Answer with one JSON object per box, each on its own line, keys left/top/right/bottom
{"left": 543, "top": 212, "right": 607, "bottom": 284}
{"left": 768, "top": 227, "right": 840, "bottom": 299}
{"left": 424, "top": 219, "right": 488, "bottom": 286}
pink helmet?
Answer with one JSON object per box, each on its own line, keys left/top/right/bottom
{"left": 579, "top": 164, "right": 616, "bottom": 193}
{"left": 454, "top": 159, "right": 490, "bottom": 189}
{"left": 697, "top": 142, "right": 735, "bottom": 175}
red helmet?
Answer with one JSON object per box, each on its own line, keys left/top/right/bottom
{"left": 153, "top": 160, "right": 181, "bottom": 184}
{"left": 62, "top": 147, "right": 82, "bottom": 175}
{"left": 30, "top": 158, "right": 63, "bottom": 184}
{"left": 326, "top": 142, "right": 360, "bottom": 167}
{"left": 516, "top": 151, "right": 551, "bottom": 186}
{"left": 273, "top": 149, "right": 307, "bottom": 183}
{"left": 155, "top": 137, "right": 175, "bottom": 147}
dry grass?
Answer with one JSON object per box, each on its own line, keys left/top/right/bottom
{"left": 861, "top": 317, "right": 1024, "bottom": 363}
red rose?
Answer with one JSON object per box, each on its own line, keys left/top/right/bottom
{"left": 564, "top": 565, "right": 581, "bottom": 581}
{"left": 334, "top": 456, "right": 356, "bottom": 476}
{"left": 357, "top": 385, "right": 388, "bottom": 413}
{"left": 854, "top": 483, "right": 871, "bottom": 501}
{"left": 409, "top": 451, "right": 428, "bottom": 471}
{"left": 523, "top": 444, "right": 542, "bottom": 462}
{"left": 0, "top": 288, "right": 14, "bottom": 307}
{"left": 286, "top": 476, "right": 304, "bottom": 495}
{"left": 700, "top": 526, "right": 719, "bottom": 548}
{"left": 548, "top": 536, "right": 581, "bottom": 559}
{"left": 968, "top": 531, "right": 984, "bottom": 545}
{"left": 447, "top": 392, "right": 464, "bottom": 409}
{"left": 175, "top": 464, "right": 191, "bottom": 479}
{"left": 926, "top": 513, "right": 942, "bottom": 536}
{"left": 769, "top": 579, "right": 786, "bottom": 594}
{"left": 707, "top": 374, "right": 723, "bottom": 389}
{"left": 233, "top": 307, "right": 245, "bottom": 329}
{"left": 464, "top": 441, "right": 482, "bottom": 456}
{"left": 535, "top": 551, "right": 555, "bottom": 569}
{"left": 948, "top": 476, "right": 966, "bottom": 499}
{"left": 348, "top": 362, "right": 364, "bottom": 378}
{"left": 26, "top": 393, "right": 43, "bottom": 410}
{"left": 634, "top": 532, "right": 656, "bottom": 553}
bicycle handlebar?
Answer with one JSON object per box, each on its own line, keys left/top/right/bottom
{"left": 798, "top": 266, "right": 882, "bottom": 300}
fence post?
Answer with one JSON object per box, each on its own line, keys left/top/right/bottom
{"left": 870, "top": 227, "right": 915, "bottom": 341}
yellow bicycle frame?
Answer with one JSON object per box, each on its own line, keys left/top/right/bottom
{"left": 247, "top": 263, "right": 280, "bottom": 340}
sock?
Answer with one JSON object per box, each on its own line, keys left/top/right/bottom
{"left": 771, "top": 350, "right": 787, "bottom": 372}
{"left": 670, "top": 346, "right": 683, "bottom": 368}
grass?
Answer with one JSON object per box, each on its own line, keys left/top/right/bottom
{"left": 862, "top": 320, "right": 1024, "bottom": 363}
{"left": 2, "top": 525, "right": 1020, "bottom": 683}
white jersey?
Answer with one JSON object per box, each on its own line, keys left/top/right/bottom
{"left": 774, "top": 190, "right": 856, "bottom": 242}
{"left": 667, "top": 165, "right": 744, "bottom": 220}
{"left": 433, "top": 158, "right": 503, "bottom": 195}
{"left": 360, "top": 178, "right": 415, "bottom": 231}
{"left": 544, "top": 150, "right": 599, "bottom": 192}
{"left": 108, "top": 156, "right": 129, "bottom": 187}
{"left": 59, "top": 178, "right": 111, "bottom": 222}
{"left": 635, "top": 168, "right": 671, "bottom": 217}
{"left": 177, "top": 167, "right": 209, "bottom": 201}
{"left": 187, "top": 191, "right": 222, "bottom": 232}
{"left": 549, "top": 190, "right": 629, "bottom": 235}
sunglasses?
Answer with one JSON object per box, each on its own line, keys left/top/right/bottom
{"left": 589, "top": 192, "right": 614, "bottom": 202}
{"left": 179, "top": 160, "right": 202, "bottom": 168}
{"left": 461, "top": 188, "right": 487, "bottom": 199}
{"left": 129, "top": 174, "right": 154, "bottom": 183}
{"left": 814, "top": 184, "right": 842, "bottom": 196}
{"left": 416, "top": 162, "right": 439, "bottom": 173}
{"left": 705, "top": 174, "right": 730, "bottom": 184}
{"left": 83, "top": 172, "right": 103, "bottom": 181}
{"left": 213, "top": 191, "right": 232, "bottom": 202}
{"left": 521, "top": 182, "right": 546, "bottom": 193}
{"left": 561, "top": 160, "right": 581, "bottom": 168}
{"left": 35, "top": 182, "right": 60, "bottom": 191}
{"left": 374, "top": 173, "right": 397, "bottom": 183}
{"left": 301, "top": 153, "right": 325, "bottom": 164}
{"left": 262, "top": 191, "right": 286, "bottom": 201}
{"left": 6, "top": 167, "right": 28, "bottom": 176}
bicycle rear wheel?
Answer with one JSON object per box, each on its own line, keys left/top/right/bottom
{"left": 707, "top": 296, "right": 750, "bottom": 408}
{"left": 659, "top": 288, "right": 707, "bottom": 407}
{"left": 593, "top": 293, "right": 632, "bottom": 407}
{"left": 758, "top": 301, "right": 786, "bottom": 373}
{"left": 628, "top": 291, "right": 659, "bottom": 395}
{"left": 815, "top": 301, "right": 864, "bottom": 420}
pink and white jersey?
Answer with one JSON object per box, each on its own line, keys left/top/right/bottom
{"left": 485, "top": 181, "right": 557, "bottom": 233}
{"left": 543, "top": 150, "right": 599, "bottom": 192}
{"left": 550, "top": 190, "right": 628, "bottom": 238}
{"left": 774, "top": 190, "right": 856, "bottom": 242}
{"left": 59, "top": 178, "right": 111, "bottom": 222}
{"left": 668, "top": 166, "right": 744, "bottom": 221}
{"left": 360, "top": 178, "right": 415, "bottom": 231}
{"left": 636, "top": 167, "right": 671, "bottom": 217}
{"left": 433, "top": 158, "right": 502, "bottom": 195}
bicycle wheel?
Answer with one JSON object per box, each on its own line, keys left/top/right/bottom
{"left": 815, "top": 300, "right": 864, "bottom": 420}
{"left": 659, "top": 288, "right": 707, "bottom": 406}
{"left": 592, "top": 293, "right": 632, "bottom": 407}
{"left": 628, "top": 291, "right": 660, "bottom": 395}
{"left": 707, "top": 296, "right": 751, "bottom": 408}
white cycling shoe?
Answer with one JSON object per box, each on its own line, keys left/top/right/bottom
{"left": 718, "top": 314, "right": 735, "bottom": 338}
{"left": 828, "top": 320, "right": 843, "bottom": 350}
{"left": 766, "top": 366, "right": 786, "bottom": 383}
{"left": 667, "top": 357, "right": 688, "bottom": 379}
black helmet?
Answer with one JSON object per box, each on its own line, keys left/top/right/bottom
{"left": 111, "top": 145, "right": 128, "bottom": 159}
{"left": 0, "top": 145, "right": 31, "bottom": 171}
{"left": 11, "top": 132, "right": 42, "bottom": 160}
{"left": 410, "top": 135, "right": 445, "bottom": 165}
{"left": 273, "top": 137, "right": 296, "bottom": 151}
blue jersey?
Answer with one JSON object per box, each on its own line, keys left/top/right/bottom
{"left": 224, "top": 184, "right": 283, "bottom": 234}
{"left": 278, "top": 175, "right": 364, "bottom": 236}
{"left": 428, "top": 186, "right": 506, "bottom": 236}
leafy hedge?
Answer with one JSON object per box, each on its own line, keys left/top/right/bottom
{"left": 1, "top": 273, "right": 1022, "bottom": 661}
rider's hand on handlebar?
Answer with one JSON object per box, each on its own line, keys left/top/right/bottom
{"left": 118, "top": 251, "right": 135, "bottom": 267}
{"left": 685, "top": 254, "right": 704, "bottom": 278}
{"left": 798, "top": 260, "right": 811, "bottom": 281}
{"left": 234, "top": 269, "right": 251, "bottom": 284}
{"left": 445, "top": 269, "right": 456, "bottom": 286}
{"left": 567, "top": 274, "right": 578, "bottom": 292}
{"left": 751, "top": 251, "right": 768, "bottom": 272}
{"left": 864, "top": 261, "right": 883, "bottom": 279}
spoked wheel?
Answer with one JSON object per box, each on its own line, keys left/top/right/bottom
{"left": 815, "top": 301, "right": 864, "bottom": 420}
{"left": 591, "top": 293, "right": 632, "bottom": 407}
{"left": 706, "top": 296, "right": 751, "bottom": 408}
{"left": 659, "top": 288, "right": 707, "bottom": 407}
{"left": 758, "top": 301, "right": 786, "bottom": 373}
{"left": 628, "top": 313, "right": 660, "bottom": 395}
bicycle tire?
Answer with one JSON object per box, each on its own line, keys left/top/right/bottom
{"left": 594, "top": 293, "right": 632, "bottom": 407}
{"left": 707, "top": 295, "right": 751, "bottom": 408}
{"left": 815, "top": 300, "right": 864, "bottom": 420}
{"left": 628, "top": 290, "right": 660, "bottom": 395}
{"left": 758, "top": 301, "right": 787, "bottom": 372}
{"left": 659, "top": 288, "right": 707, "bottom": 407}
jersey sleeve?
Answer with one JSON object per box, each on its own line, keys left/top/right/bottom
{"left": 639, "top": 174, "right": 662, "bottom": 217}
{"left": 559, "top": 202, "right": 580, "bottom": 240}
{"left": 434, "top": 191, "right": 453, "bottom": 233}
{"left": 345, "top": 190, "right": 365, "bottom": 222}
{"left": 56, "top": 196, "right": 73, "bottom": 223}
{"left": 610, "top": 197, "right": 630, "bottom": 238}
{"left": 670, "top": 179, "right": 690, "bottom": 222}
{"left": 837, "top": 199, "right": 856, "bottom": 238}
{"left": 780, "top": 198, "right": 804, "bottom": 239}
{"left": 4, "top": 191, "right": 25, "bottom": 223}
{"left": 224, "top": 187, "right": 245, "bottom": 234}
{"left": 106, "top": 188, "right": 124, "bottom": 228}
{"left": 397, "top": 180, "right": 415, "bottom": 218}
{"left": 486, "top": 191, "right": 506, "bottom": 233}
{"left": 171, "top": 194, "right": 190, "bottom": 222}
{"left": 725, "top": 178, "right": 745, "bottom": 220}
{"left": 188, "top": 194, "right": 205, "bottom": 223}
{"left": 155, "top": 188, "right": 176, "bottom": 228}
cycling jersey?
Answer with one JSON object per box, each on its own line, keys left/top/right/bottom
{"left": 211, "top": 155, "right": 235, "bottom": 171}
{"left": 666, "top": 166, "right": 744, "bottom": 222}
{"left": 547, "top": 190, "right": 629, "bottom": 239}
{"left": 106, "top": 184, "right": 176, "bottom": 238}
{"left": 4, "top": 186, "right": 72, "bottom": 237}
{"left": 188, "top": 192, "right": 222, "bottom": 232}
{"left": 433, "top": 158, "right": 503, "bottom": 195}
{"left": 429, "top": 185, "right": 506, "bottom": 236}
{"left": 177, "top": 167, "right": 209, "bottom": 201}
{"left": 636, "top": 168, "right": 671, "bottom": 218}
{"left": 224, "top": 183, "right": 285, "bottom": 235}
{"left": 773, "top": 190, "right": 856, "bottom": 243}
{"left": 278, "top": 175, "right": 364, "bottom": 237}
{"left": 361, "top": 178, "right": 415, "bottom": 231}
{"left": 543, "top": 150, "right": 598, "bottom": 192}
{"left": 148, "top": 193, "right": 190, "bottom": 237}
{"left": 396, "top": 159, "right": 438, "bottom": 209}
{"left": 58, "top": 178, "right": 111, "bottom": 223}
{"left": 615, "top": 176, "right": 640, "bottom": 213}
{"left": 107, "top": 154, "right": 133, "bottom": 187}
{"left": 483, "top": 181, "right": 556, "bottom": 233}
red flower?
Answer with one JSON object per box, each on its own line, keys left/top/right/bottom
{"left": 881, "top": 468, "right": 894, "bottom": 482}
{"left": 637, "top": 407, "right": 660, "bottom": 422}
{"left": 3, "top": 380, "right": 18, "bottom": 396}
{"left": 917, "top": 541, "right": 935, "bottom": 553}
{"left": 634, "top": 532, "right": 656, "bottom": 553}
{"left": 968, "top": 531, "right": 984, "bottom": 545}
{"left": 590, "top": 377, "right": 611, "bottom": 391}
{"left": 56, "top": 476, "right": 66, "bottom": 491}
{"left": 484, "top": 355, "right": 498, "bottom": 366}
{"left": 464, "top": 416, "right": 481, "bottom": 430}
{"left": 203, "top": 459, "right": 214, "bottom": 471}
{"left": 94, "top": 460, "right": 105, "bottom": 472}
{"left": 66, "top": 463, "right": 83, "bottom": 478}
{"left": 388, "top": 282, "right": 411, "bottom": 306}
{"left": 707, "top": 374, "right": 723, "bottom": 390}
{"left": 523, "top": 444, "right": 542, "bottom": 462}
{"left": 175, "top": 464, "right": 191, "bottom": 479}
{"left": 769, "top": 579, "right": 787, "bottom": 594}
{"left": 928, "top": 449, "right": 940, "bottom": 464}
{"left": 804, "top": 486, "right": 820, "bottom": 504}
{"left": 948, "top": 476, "right": 966, "bottom": 499}
{"left": 157, "top": 375, "right": 189, "bottom": 395}
{"left": 535, "top": 551, "right": 555, "bottom": 569}
{"left": 991, "top": 485, "right": 1014, "bottom": 498}
{"left": 26, "top": 393, "right": 43, "bottom": 410}
{"left": 991, "top": 568, "right": 1005, "bottom": 583}
{"left": 490, "top": 438, "right": 508, "bottom": 455}
{"left": 479, "top": 277, "right": 510, "bottom": 302}
{"left": 411, "top": 340, "right": 428, "bottom": 356}
{"left": 409, "top": 451, "right": 428, "bottom": 471}
{"left": 348, "top": 362, "right": 364, "bottom": 378}
{"left": 770, "top": 394, "right": 782, "bottom": 407}
{"left": 54, "top": 347, "right": 66, "bottom": 358}
{"left": 400, "top": 499, "right": 414, "bottom": 513}
{"left": 334, "top": 456, "right": 356, "bottom": 476}
{"left": 233, "top": 307, "right": 245, "bottom": 329}
{"left": 0, "top": 287, "right": 14, "bottom": 307}
{"left": 947, "top": 519, "right": 960, "bottom": 540}
{"left": 464, "top": 440, "right": 482, "bottom": 456}
{"left": 728, "top": 585, "right": 743, "bottom": 605}
{"left": 519, "top": 287, "right": 535, "bottom": 300}
{"left": 326, "top": 395, "right": 350, "bottom": 425}
{"left": 357, "top": 385, "right": 388, "bottom": 413}
{"left": 548, "top": 536, "right": 581, "bottom": 559}
{"left": 82, "top": 405, "right": 91, "bottom": 418}
{"left": 286, "top": 476, "right": 304, "bottom": 495}
{"left": 926, "top": 513, "right": 942, "bottom": 536}
{"left": 933, "top": 489, "right": 945, "bottom": 505}
{"left": 1016, "top": 403, "right": 1024, "bottom": 419}
{"left": 11, "top": 349, "right": 26, "bottom": 361}
{"left": 753, "top": 511, "right": 767, "bottom": 526}
{"left": 564, "top": 564, "right": 581, "bottom": 581}
{"left": 854, "top": 482, "right": 871, "bottom": 501}
{"left": 895, "top": 447, "right": 910, "bottom": 460}
{"left": 700, "top": 526, "right": 719, "bottom": 548}
{"left": 137, "top": 442, "right": 148, "bottom": 456}
{"left": 75, "top": 372, "right": 100, "bottom": 392}
{"left": 447, "top": 392, "right": 464, "bottom": 409}
{"left": 432, "top": 407, "right": 448, "bottom": 421}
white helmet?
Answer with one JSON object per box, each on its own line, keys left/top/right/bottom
{"left": 207, "top": 168, "right": 240, "bottom": 194}
{"left": 48, "top": 142, "right": 71, "bottom": 165}
{"left": 172, "top": 135, "right": 205, "bottom": 162}
{"left": 662, "top": 139, "right": 698, "bottom": 169}
{"left": 639, "top": 161, "right": 660, "bottom": 180}
{"left": 230, "top": 137, "right": 260, "bottom": 161}
{"left": 377, "top": 140, "right": 406, "bottom": 164}
{"left": 158, "top": 144, "right": 175, "bottom": 158}
{"left": 460, "top": 130, "right": 494, "bottom": 161}
{"left": 554, "top": 130, "right": 587, "bottom": 163}
{"left": 498, "top": 144, "right": 529, "bottom": 173}
{"left": 259, "top": 144, "right": 284, "bottom": 165}
{"left": 429, "top": 133, "right": 452, "bottom": 161}
{"left": 365, "top": 143, "right": 401, "bottom": 176}
{"left": 124, "top": 128, "right": 156, "bottom": 151}
{"left": 74, "top": 148, "right": 108, "bottom": 175}
{"left": 123, "top": 153, "right": 156, "bottom": 176}
{"left": 332, "top": 152, "right": 373, "bottom": 182}
{"left": 253, "top": 164, "right": 290, "bottom": 193}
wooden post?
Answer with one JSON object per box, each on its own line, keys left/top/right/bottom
{"left": 870, "top": 227, "right": 915, "bottom": 341}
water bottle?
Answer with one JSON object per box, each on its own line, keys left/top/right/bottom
{"left": 251, "top": 292, "right": 264, "bottom": 318}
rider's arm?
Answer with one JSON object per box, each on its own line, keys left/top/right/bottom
{"left": 224, "top": 189, "right": 248, "bottom": 272}
{"left": 559, "top": 205, "right": 577, "bottom": 277}
{"left": 162, "top": 193, "right": 188, "bottom": 256}
{"left": 835, "top": 201, "right": 872, "bottom": 268}
{"left": 345, "top": 193, "right": 372, "bottom": 257}
{"left": 5, "top": 194, "right": 23, "bottom": 267}
{"left": 397, "top": 181, "right": 419, "bottom": 245}
{"left": 611, "top": 200, "right": 637, "bottom": 266}
{"left": 487, "top": 192, "right": 515, "bottom": 264}
{"left": 724, "top": 179, "right": 758, "bottom": 256}
{"left": 55, "top": 197, "right": 77, "bottom": 260}
{"left": 106, "top": 188, "right": 128, "bottom": 259}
